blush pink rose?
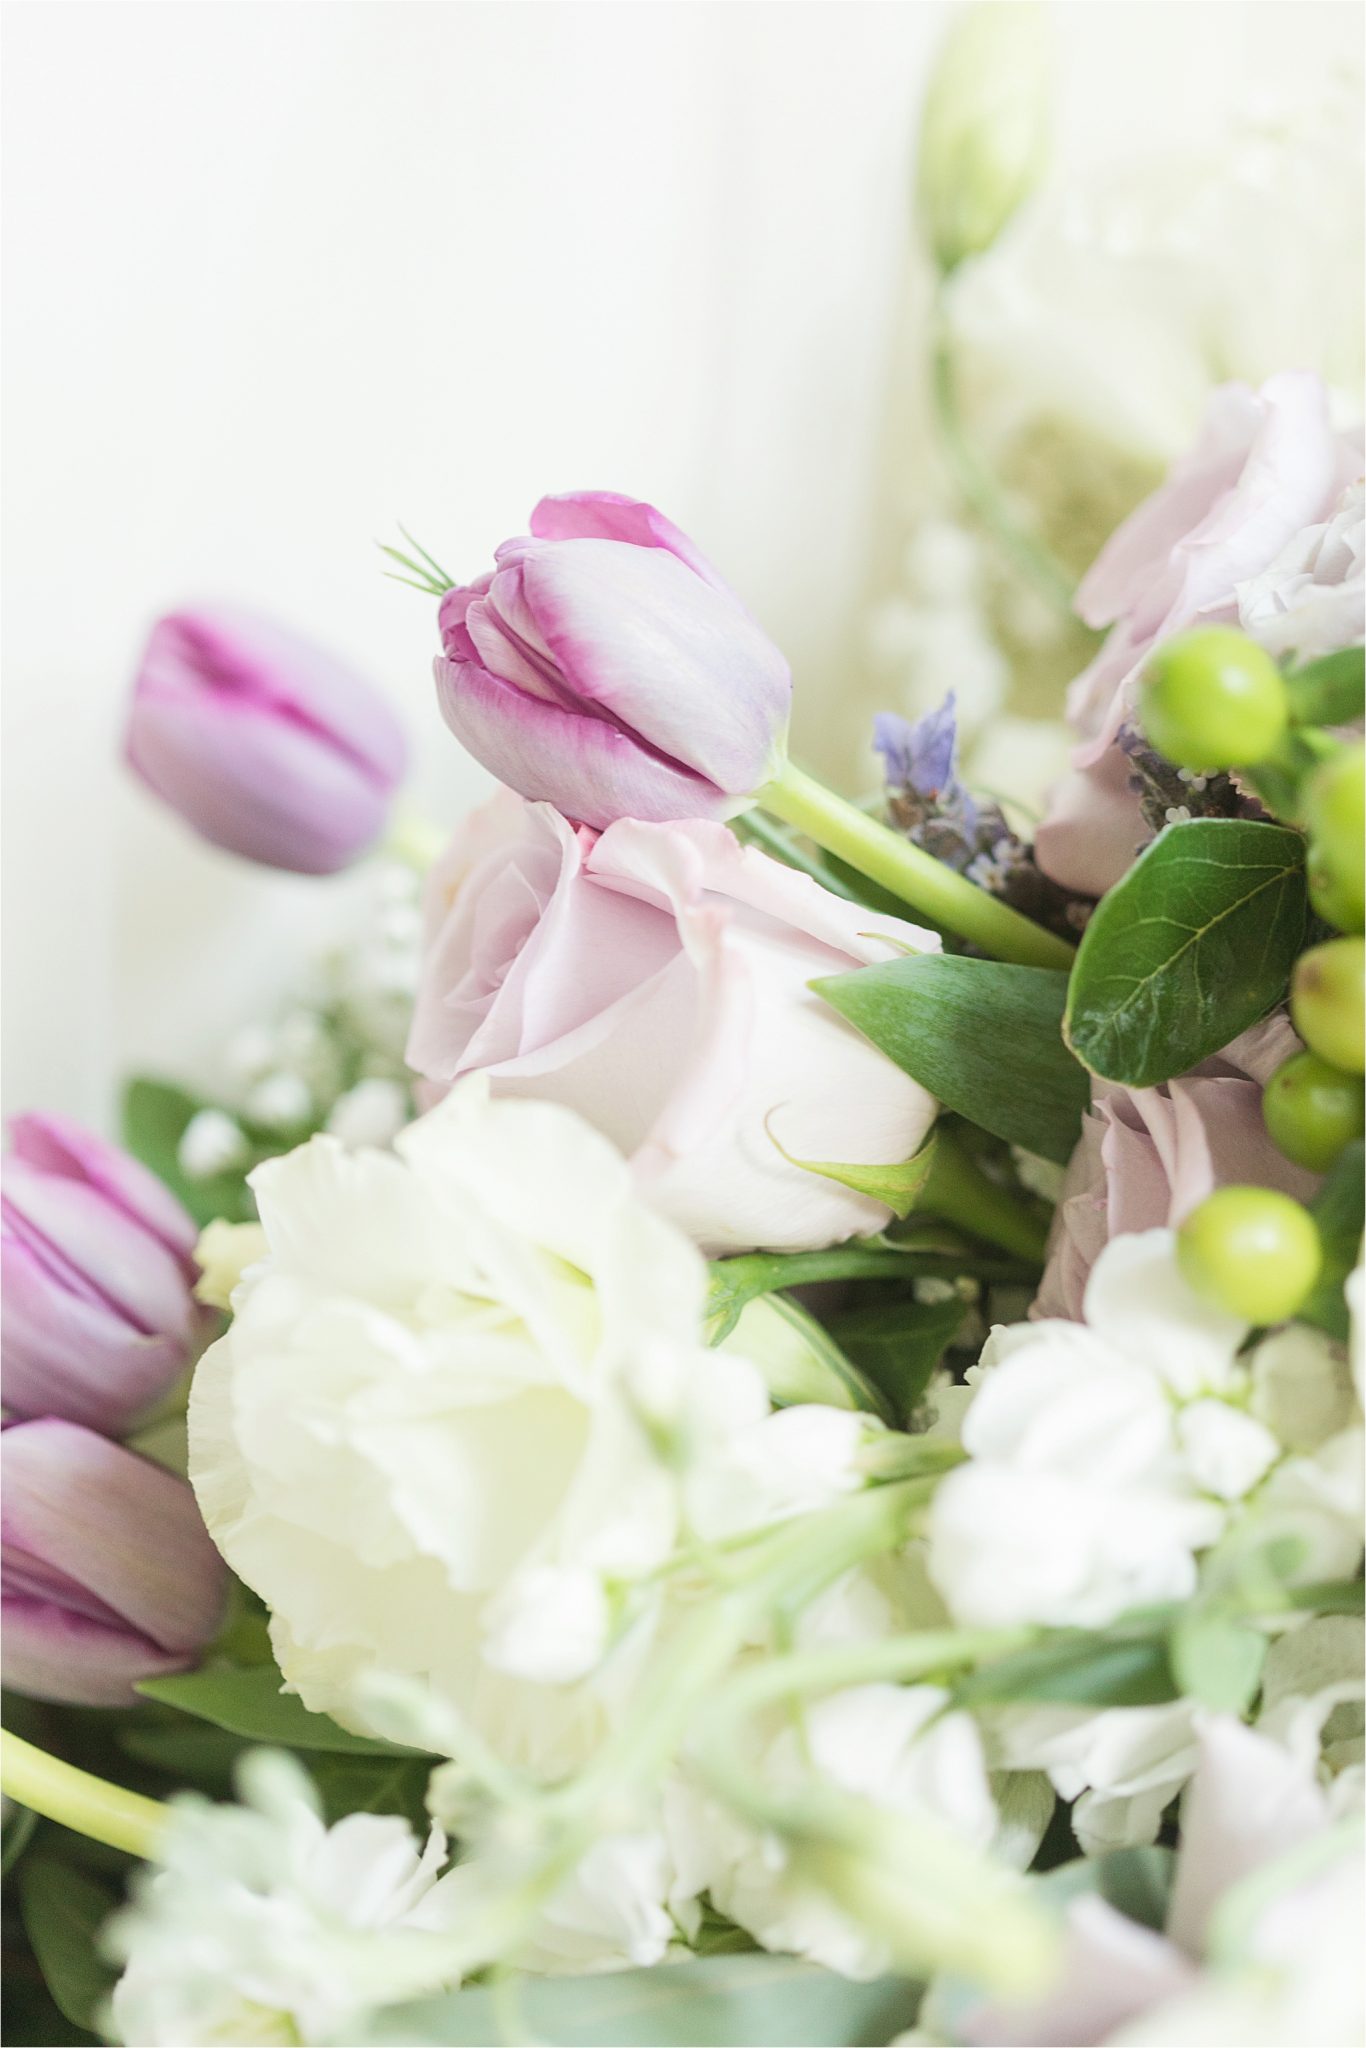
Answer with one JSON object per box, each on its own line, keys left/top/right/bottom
{"left": 407, "top": 792, "right": 940, "bottom": 1254}
{"left": 1037, "top": 371, "right": 1364, "bottom": 896}
{"left": 1034, "top": 1012, "right": 1320, "bottom": 1321}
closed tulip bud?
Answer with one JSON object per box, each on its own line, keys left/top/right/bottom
{"left": 433, "top": 492, "right": 792, "bottom": 829}
{"left": 916, "top": 3, "right": 1051, "bottom": 275}
{"left": 126, "top": 607, "right": 408, "bottom": 874}
{"left": 1, "top": 1420, "right": 227, "bottom": 1705}
{"left": 2, "top": 1114, "right": 200, "bottom": 1434}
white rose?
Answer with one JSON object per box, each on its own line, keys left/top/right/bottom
{"left": 189, "top": 1078, "right": 770, "bottom": 1776}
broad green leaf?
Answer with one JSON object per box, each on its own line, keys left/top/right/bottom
{"left": 957, "top": 1631, "right": 1175, "bottom": 1709}
{"left": 815, "top": 957, "right": 1088, "bottom": 1165}
{"left": 364, "top": 1954, "right": 923, "bottom": 2047}
{"left": 1170, "top": 1613, "right": 1267, "bottom": 1712}
{"left": 136, "top": 1663, "right": 416, "bottom": 1757}
{"left": 826, "top": 1297, "right": 967, "bottom": 1424}
{"left": 1284, "top": 647, "right": 1365, "bottom": 727}
{"left": 1298, "top": 1140, "right": 1364, "bottom": 1343}
{"left": 1, "top": 1798, "right": 38, "bottom": 1878}
{"left": 1064, "top": 820, "right": 1307, "bottom": 1087}
{"left": 19, "top": 1858, "right": 119, "bottom": 2036}
{"left": 121, "top": 1075, "right": 257, "bottom": 1227}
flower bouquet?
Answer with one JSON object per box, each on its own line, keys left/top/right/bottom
{"left": 4, "top": 37, "right": 1364, "bottom": 2048}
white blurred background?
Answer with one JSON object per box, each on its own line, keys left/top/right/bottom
{"left": 3, "top": 0, "right": 1362, "bottom": 1126}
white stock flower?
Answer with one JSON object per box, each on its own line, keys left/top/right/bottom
{"left": 927, "top": 1233, "right": 1248, "bottom": 1630}
{"left": 664, "top": 1683, "right": 998, "bottom": 1980}
{"left": 993, "top": 1699, "right": 1199, "bottom": 1855}
{"left": 106, "top": 1752, "right": 461, "bottom": 2046}
{"left": 189, "top": 1078, "right": 773, "bottom": 1775}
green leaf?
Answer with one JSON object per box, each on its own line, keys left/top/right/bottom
{"left": 364, "top": 1955, "right": 923, "bottom": 2047}
{"left": 136, "top": 1664, "right": 417, "bottom": 1757}
{"left": 1284, "top": 647, "right": 1365, "bottom": 727}
{"left": 1063, "top": 820, "right": 1307, "bottom": 1087}
{"left": 826, "top": 1297, "right": 967, "bottom": 1424}
{"left": 18, "top": 1858, "right": 119, "bottom": 2036}
{"left": 721, "top": 1294, "right": 894, "bottom": 1422}
{"left": 815, "top": 957, "right": 1088, "bottom": 1165}
{"left": 1037, "top": 1847, "right": 1175, "bottom": 1934}
{"left": 121, "top": 1075, "right": 257, "bottom": 1228}
{"left": 1298, "top": 1139, "right": 1364, "bottom": 1343}
{"left": 1170, "top": 1613, "right": 1267, "bottom": 1712}
{"left": 958, "top": 1631, "right": 1176, "bottom": 1709}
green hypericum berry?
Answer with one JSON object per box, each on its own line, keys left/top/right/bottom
{"left": 1303, "top": 744, "right": 1365, "bottom": 932}
{"left": 1141, "top": 628, "right": 1289, "bottom": 772}
{"left": 1291, "top": 936, "right": 1366, "bottom": 1076}
{"left": 1178, "top": 1186, "right": 1323, "bottom": 1324}
{"left": 1263, "top": 1050, "right": 1365, "bottom": 1171}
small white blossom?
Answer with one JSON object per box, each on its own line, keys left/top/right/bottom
{"left": 244, "top": 1070, "right": 314, "bottom": 1132}
{"left": 106, "top": 1752, "right": 462, "bottom": 2046}
{"left": 177, "top": 1108, "right": 250, "bottom": 1181}
{"left": 324, "top": 1077, "right": 410, "bottom": 1149}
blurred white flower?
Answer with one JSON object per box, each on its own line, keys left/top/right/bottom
{"left": 244, "top": 1069, "right": 314, "bottom": 1132}
{"left": 993, "top": 1699, "right": 1199, "bottom": 1856}
{"left": 324, "top": 1076, "right": 409, "bottom": 1149}
{"left": 189, "top": 1078, "right": 801, "bottom": 1776}
{"left": 430, "top": 1826, "right": 679, "bottom": 1978}
{"left": 106, "top": 1752, "right": 461, "bottom": 2046}
{"left": 177, "top": 1107, "right": 250, "bottom": 1181}
{"left": 664, "top": 1683, "right": 999, "bottom": 1981}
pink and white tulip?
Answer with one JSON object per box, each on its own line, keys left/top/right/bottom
{"left": 1, "top": 1420, "right": 227, "bottom": 1705}
{"left": 407, "top": 792, "right": 938, "bottom": 1253}
{"left": 433, "top": 493, "right": 791, "bottom": 829}
{"left": 2, "top": 1114, "right": 201, "bottom": 1435}
{"left": 126, "top": 607, "right": 408, "bottom": 874}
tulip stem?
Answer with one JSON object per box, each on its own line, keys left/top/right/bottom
{"left": 0, "top": 1732, "right": 166, "bottom": 1860}
{"left": 760, "top": 761, "right": 1075, "bottom": 969}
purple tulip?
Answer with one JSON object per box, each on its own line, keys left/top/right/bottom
{"left": 2, "top": 1114, "right": 200, "bottom": 1435}
{"left": 126, "top": 607, "right": 408, "bottom": 874}
{"left": 1, "top": 1420, "right": 227, "bottom": 1706}
{"left": 434, "top": 492, "right": 792, "bottom": 829}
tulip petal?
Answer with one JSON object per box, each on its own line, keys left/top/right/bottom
{"left": 435, "top": 655, "right": 733, "bottom": 831}
{"left": 1, "top": 1421, "right": 226, "bottom": 1654}
{"left": 528, "top": 491, "right": 731, "bottom": 592}
{"left": 1, "top": 1234, "right": 186, "bottom": 1432}
{"left": 3, "top": 1160, "right": 192, "bottom": 1341}
{"left": 0, "top": 1594, "right": 202, "bottom": 1707}
{"left": 9, "top": 1111, "right": 196, "bottom": 1263}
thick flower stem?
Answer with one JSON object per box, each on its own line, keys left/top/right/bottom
{"left": 760, "top": 761, "right": 1075, "bottom": 969}
{"left": 0, "top": 1732, "right": 166, "bottom": 1859}
{"left": 918, "top": 1128, "right": 1051, "bottom": 1263}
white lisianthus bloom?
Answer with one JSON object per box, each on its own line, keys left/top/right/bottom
{"left": 106, "top": 1753, "right": 461, "bottom": 2046}
{"left": 189, "top": 1078, "right": 779, "bottom": 1775}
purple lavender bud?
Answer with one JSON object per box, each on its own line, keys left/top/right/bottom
{"left": 2, "top": 1114, "right": 200, "bottom": 1435}
{"left": 1, "top": 1421, "right": 227, "bottom": 1706}
{"left": 126, "top": 607, "right": 408, "bottom": 874}
{"left": 434, "top": 492, "right": 791, "bottom": 829}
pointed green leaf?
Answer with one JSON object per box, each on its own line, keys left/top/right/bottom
{"left": 137, "top": 1663, "right": 417, "bottom": 1757}
{"left": 1063, "top": 819, "right": 1307, "bottom": 1087}
{"left": 815, "top": 956, "right": 1088, "bottom": 1164}
{"left": 19, "top": 1858, "right": 119, "bottom": 2036}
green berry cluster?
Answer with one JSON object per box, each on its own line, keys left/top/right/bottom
{"left": 1144, "top": 628, "right": 1364, "bottom": 1328}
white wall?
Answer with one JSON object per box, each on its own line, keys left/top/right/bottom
{"left": 3, "top": 1, "right": 1360, "bottom": 1126}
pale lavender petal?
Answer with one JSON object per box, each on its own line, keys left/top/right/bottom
{"left": 9, "top": 1111, "right": 196, "bottom": 1264}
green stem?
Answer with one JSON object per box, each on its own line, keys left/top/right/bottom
{"left": 918, "top": 1128, "right": 1051, "bottom": 1263}
{"left": 0, "top": 1733, "right": 166, "bottom": 1859}
{"left": 930, "top": 311, "right": 1078, "bottom": 622}
{"left": 760, "top": 761, "right": 1074, "bottom": 969}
